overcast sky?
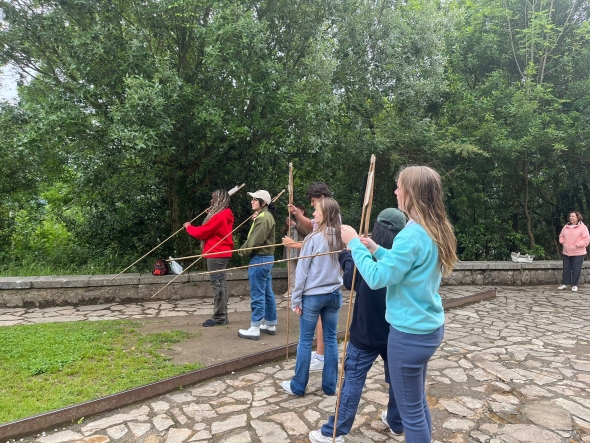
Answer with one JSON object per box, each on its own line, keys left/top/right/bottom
{"left": 0, "top": 65, "right": 19, "bottom": 102}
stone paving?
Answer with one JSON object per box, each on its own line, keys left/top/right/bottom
{"left": 0, "top": 286, "right": 482, "bottom": 327}
{"left": 9, "top": 285, "right": 590, "bottom": 442}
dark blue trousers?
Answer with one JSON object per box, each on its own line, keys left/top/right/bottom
{"left": 388, "top": 325, "right": 444, "bottom": 443}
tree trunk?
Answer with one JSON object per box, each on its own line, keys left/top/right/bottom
{"left": 523, "top": 154, "right": 535, "bottom": 250}
{"left": 169, "top": 172, "right": 181, "bottom": 234}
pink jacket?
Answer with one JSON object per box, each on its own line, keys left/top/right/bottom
{"left": 559, "top": 222, "right": 590, "bottom": 257}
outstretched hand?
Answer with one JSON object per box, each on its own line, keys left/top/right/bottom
{"left": 183, "top": 222, "right": 191, "bottom": 228}
{"left": 341, "top": 225, "right": 378, "bottom": 253}
{"left": 360, "top": 236, "right": 378, "bottom": 254}
{"left": 287, "top": 203, "right": 302, "bottom": 217}
{"left": 341, "top": 225, "right": 359, "bottom": 245}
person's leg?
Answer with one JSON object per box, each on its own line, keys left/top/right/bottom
{"left": 420, "top": 357, "right": 433, "bottom": 436}
{"left": 209, "top": 258, "right": 229, "bottom": 323}
{"left": 571, "top": 255, "right": 585, "bottom": 286}
{"left": 380, "top": 347, "right": 403, "bottom": 433}
{"left": 247, "top": 256, "right": 266, "bottom": 327}
{"left": 316, "top": 317, "right": 325, "bottom": 357}
{"left": 319, "top": 290, "right": 342, "bottom": 395}
{"left": 320, "top": 343, "right": 379, "bottom": 437}
{"left": 388, "top": 325, "right": 444, "bottom": 443}
{"left": 562, "top": 255, "right": 573, "bottom": 285}
{"left": 263, "top": 257, "right": 278, "bottom": 325}
{"left": 290, "top": 295, "right": 322, "bottom": 395}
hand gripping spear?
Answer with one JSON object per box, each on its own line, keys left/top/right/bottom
{"left": 111, "top": 183, "right": 245, "bottom": 280}
{"left": 332, "top": 155, "right": 376, "bottom": 442}
{"left": 150, "top": 189, "right": 286, "bottom": 299}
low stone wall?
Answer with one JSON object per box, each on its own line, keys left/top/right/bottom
{"left": 0, "top": 261, "right": 587, "bottom": 308}
{"left": 444, "top": 260, "right": 589, "bottom": 286}
{"left": 0, "top": 269, "right": 288, "bottom": 308}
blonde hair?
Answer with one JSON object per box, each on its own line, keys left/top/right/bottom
{"left": 398, "top": 166, "right": 457, "bottom": 276}
{"left": 304, "top": 197, "right": 344, "bottom": 264}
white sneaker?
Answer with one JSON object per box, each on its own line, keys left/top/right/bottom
{"left": 308, "top": 429, "right": 344, "bottom": 443}
{"left": 381, "top": 411, "right": 404, "bottom": 436}
{"left": 572, "top": 286, "right": 578, "bottom": 292}
{"left": 310, "top": 352, "right": 324, "bottom": 372}
{"left": 558, "top": 285, "right": 567, "bottom": 290}
{"left": 281, "top": 380, "right": 295, "bottom": 395}
{"left": 238, "top": 326, "right": 260, "bottom": 340}
{"left": 260, "top": 324, "right": 276, "bottom": 335}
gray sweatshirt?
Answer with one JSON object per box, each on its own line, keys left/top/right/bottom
{"left": 291, "top": 230, "right": 343, "bottom": 310}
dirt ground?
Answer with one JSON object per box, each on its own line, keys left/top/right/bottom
{"left": 136, "top": 304, "right": 352, "bottom": 367}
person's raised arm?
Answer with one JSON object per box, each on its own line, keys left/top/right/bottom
{"left": 184, "top": 213, "right": 224, "bottom": 240}
{"left": 344, "top": 229, "right": 418, "bottom": 290}
{"left": 288, "top": 204, "right": 313, "bottom": 232}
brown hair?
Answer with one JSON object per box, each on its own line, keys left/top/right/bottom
{"left": 305, "top": 197, "right": 344, "bottom": 265}
{"left": 568, "top": 211, "right": 583, "bottom": 224}
{"left": 397, "top": 166, "right": 458, "bottom": 276}
{"left": 203, "top": 189, "right": 230, "bottom": 224}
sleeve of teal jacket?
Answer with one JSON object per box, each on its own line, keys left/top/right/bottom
{"left": 347, "top": 232, "right": 420, "bottom": 290}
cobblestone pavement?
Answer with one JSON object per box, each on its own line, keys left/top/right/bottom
{"left": 11, "top": 285, "right": 590, "bottom": 443}
{"left": 0, "top": 286, "right": 484, "bottom": 327}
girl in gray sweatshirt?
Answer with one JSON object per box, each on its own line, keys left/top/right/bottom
{"left": 282, "top": 198, "right": 344, "bottom": 397}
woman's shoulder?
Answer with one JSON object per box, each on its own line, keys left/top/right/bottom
{"left": 256, "top": 209, "right": 275, "bottom": 224}
{"left": 303, "top": 231, "right": 326, "bottom": 247}
{"left": 216, "top": 207, "right": 234, "bottom": 217}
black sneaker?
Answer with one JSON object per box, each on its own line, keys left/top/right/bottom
{"left": 203, "top": 318, "right": 229, "bottom": 327}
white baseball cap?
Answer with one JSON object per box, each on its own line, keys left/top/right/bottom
{"left": 247, "top": 190, "right": 271, "bottom": 205}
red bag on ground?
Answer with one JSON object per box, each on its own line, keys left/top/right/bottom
{"left": 152, "top": 258, "right": 169, "bottom": 276}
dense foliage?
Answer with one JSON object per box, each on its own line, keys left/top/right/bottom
{"left": 0, "top": 0, "right": 588, "bottom": 274}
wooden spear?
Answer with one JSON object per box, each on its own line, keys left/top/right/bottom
{"left": 150, "top": 189, "right": 286, "bottom": 299}
{"left": 198, "top": 250, "right": 342, "bottom": 276}
{"left": 332, "top": 155, "right": 376, "bottom": 442}
{"left": 111, "top": 183, "right": 245, "bottom": 280}
{"left": 286, "top": 162, "right": 294, "bottom": 361}
{"left": 166, "top": 241, "right": 299, "bottom": 261}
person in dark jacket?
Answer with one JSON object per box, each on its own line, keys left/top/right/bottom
{"left": 184, "top": 189, "right": 234, "bottom": 327}
{"left": 309, "top": 208, "right": 406, "bottom": 443}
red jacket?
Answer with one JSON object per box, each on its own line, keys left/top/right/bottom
{"left": 559, "top": 222, "right": 590, "bottom": 257}
{"left": 186, "top": 208, "right": 234, "bottom": 258}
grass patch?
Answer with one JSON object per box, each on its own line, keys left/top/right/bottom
{"left": 0, "top": 320, "right": 202, "bottom": 424}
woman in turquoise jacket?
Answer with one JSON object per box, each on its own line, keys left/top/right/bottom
{"left": 341, "top": 166, "right": 457, "bottom": 443}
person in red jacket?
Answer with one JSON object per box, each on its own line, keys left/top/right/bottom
{"left": 558, "top": 211, "right": 590, "bottom": 292}
{"left": 184, "top": 189, "right": 235, "bottom": 326}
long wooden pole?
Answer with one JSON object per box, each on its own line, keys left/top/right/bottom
{"left": 286, "top": 162, "right": 294, "bottom": 361}
{"left": 151, "top": 189, "right": 286, "bottom": 299}
{"left": 198, "top": 250, "right": 342, "bottom": 276}
{"left": 332, "top": 155, "right": 376, "bottom": 442}
{"left": 111, "top": 183, "right": 245, "bottom": 280}
{"left": 167, "top": 241, "right": 299, "bottom": 261}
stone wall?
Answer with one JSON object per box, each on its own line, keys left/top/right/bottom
{"left": 0, "top": 261, "right": 587, "bottom": 308}
{"left": 0, "top": 269, "right": 288, "bottom": 308}
{"left": 444, "top": 260, "right": 589, "bottom": 286}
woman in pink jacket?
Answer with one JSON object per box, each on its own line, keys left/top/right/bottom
{"left": 558, "top": 211, "right": 590, "bottom": 292}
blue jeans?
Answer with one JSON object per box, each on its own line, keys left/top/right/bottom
{"left": 290, "top": 290, "right": 342, "bottom": 396}
{"left": 320, "top": 342, "right": 402, "bottom": 437}
{"left": 388, "top": 325, "right": 444, "bottom": 443}
{"left": 248, "top": 255, "right": 277, "bottom": 327}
